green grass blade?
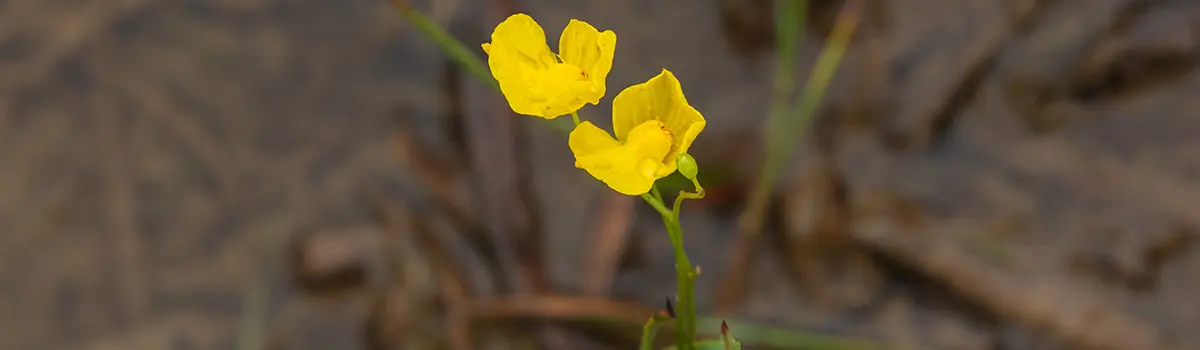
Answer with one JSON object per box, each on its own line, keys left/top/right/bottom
{"left": 390, "top": 0, "right": 497, "bottom": 89}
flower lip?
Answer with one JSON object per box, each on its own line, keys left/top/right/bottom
{"left": 568, "top": 119, "right": 674, "bottom": 195}
{"left": 567, "top": 69, "right": 706, "bottom": 196}
{"left": 610, "top": 69, "right": 706, "bottom": 177}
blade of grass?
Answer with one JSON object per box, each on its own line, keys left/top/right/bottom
{"left": 716, "top": 0, "right": 807, "bottom": 313}
{"left": 787, "top": 0, "right": 860, "bottom": 141}
{"left": 236, "top": 275, "right": 268, "bottom": 350}
{"left": 718, "top": 0, "right": 862, "bottom": 313}
{"left": 391, "top": 0, "right": 497, "bottom": 89}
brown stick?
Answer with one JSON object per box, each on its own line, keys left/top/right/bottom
{"left": 93, "top": 93, "right": 149, "bottom": 321}
{"left": 582, "top": 192, "right": 637, "bottom": 295}
{"left": 713, "top": 184, "right": 772, "bottom": 315}
{"left": 471, "top": 295, "right": 657, "bottom": 325}
{"left": 98, "top": 71, "right": 241, "bottom": 203}
{"left": 374, "top": 199, "right": 473, "bottom": 350}
{"left": 853, "top": 212, "right": 1179, "bottom": 350}
{"left": 391, "top": 114, "right": 509, "bottom": 291}
{"left": 477, "top": 2, "right": 550, "bottom": 295}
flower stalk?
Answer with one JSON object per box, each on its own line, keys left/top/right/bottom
{"left": 640, "top": 191, "right": 693, "bottom": 349}
{"left": 396, "top": 4, "right": 873, "bottom": 349}
{"left": 641, "top": 164, "right": 705, "bottom": 349}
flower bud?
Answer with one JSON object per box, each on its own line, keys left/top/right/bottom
{"left": 676, "top": 153, "right": 699, "bottom": 180}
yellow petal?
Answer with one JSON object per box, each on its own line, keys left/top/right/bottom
{"left": 526, "top": 63, "right": 594, "bottom": 118}
{"left": 481, "top": 43, "right": 490, "bottom": 55}
{"left": 485, "top": 14, "right": 566, "bottom": 118}
{"left": 569, "top": 121, "right": 620, "bottom": 169}
{"left": 488, "top": 14, "right": 556, "bottom": 67}
{"left": 611, "top": 69, "right": 706, "bottom": 176}
{"left": 570, "top": 120, "right": 673, "bottom": 195}
{"left": 558, "top": 19, "right": 616, "bottom": 105}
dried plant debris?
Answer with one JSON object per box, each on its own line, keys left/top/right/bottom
{"left": 1069, "top": 220, "right": 1196, "bottom": 293}
{"left": 1069, "top": 0, "right": 1199, "bottom": 102}
{"left": 289, "top": 227, "right": 384, "bottom": 296}
{"left": 999, "top": 0, "right": 1200, "bottom": 133}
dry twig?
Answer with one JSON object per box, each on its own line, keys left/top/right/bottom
{"left": 374, "top": 198, "right": 473, "bottom": 350}
{"left": 93, "top": 92, "right": 149, "bottom": 321}
{"left": 853, "top": 203, "right": 1179, "bottom": 350}
{"left": 582, "top": 192, "right": 637, "bottom": 295}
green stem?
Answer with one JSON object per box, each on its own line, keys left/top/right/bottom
{"left": 789, "top": 1, "right": 858, "bottom": 143}
{"left": 731, "top": 0, "right": 809, "bottom": 274}
{"left": 651, "top": 184, "right": 665, "bottom": 203}
{"left": 639, "top": 312, "right": 672, "bottom": 350}
{"left": 747, "top": 0, "right": 807, "bottom": 229}
{"left": 641, "top": 177, "right": 706, "bottom": 350}
{"left": 747, "top": 1, "right": 858, "bottom": 216}
{"left": 640, "top": 193, "right": 672, "bottom": 217}
{"left": 738, "top": 0, "right": 857, "bottom": 285}
{"left": 769, "top": 0, "right": 802, "bottom": 128}
{"left": 673, "top": 178, "right": 705, "bottom": 215}
{"left": 666, "top": 213, "right": 695, "bottom": 350}
{"left": 639, "top": 319, "right": 659, "bottom": 350}
{"left": 640, "top": 191, "right": 693, "bottom": 349}
{"left": 390, "top": 0, "right": 496, "bottom": 89}
{"left": 571, "top": 111, "right": 581, "bottom": 126}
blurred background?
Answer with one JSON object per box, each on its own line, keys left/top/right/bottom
{"left": 2, "top": 0, "right": 1199, "bottom": 349}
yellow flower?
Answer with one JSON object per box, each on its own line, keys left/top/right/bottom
{"left": 481, "top": 14, "right": 616, "bottom": 119}
{"left": 569, "top": 69, "right": 706, "bottom": 195}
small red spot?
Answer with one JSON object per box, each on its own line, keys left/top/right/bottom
{"left": 659, "top": 123, "right": 673, "bottom": 137}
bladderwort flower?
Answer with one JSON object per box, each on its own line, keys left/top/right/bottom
{"left": 482, "top": 13, "right": 616, "bottom": 119}
{"left": 569, "top": 69, "right": 706, "bottom": 195}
